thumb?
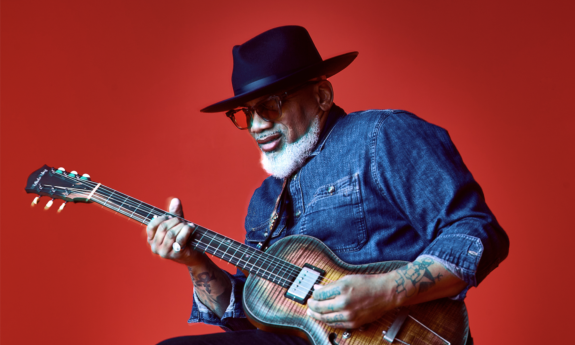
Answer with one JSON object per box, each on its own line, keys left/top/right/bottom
{"left": 169, "top": 198, "right": 184, "bottom": 217}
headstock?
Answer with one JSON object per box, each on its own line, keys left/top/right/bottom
{"left": 25, "top": 165, "right": 97, "bottom": 210}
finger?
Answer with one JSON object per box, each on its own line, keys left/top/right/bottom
{"left": 308, "top": 296, "right": 345, "bottom": 314}
{"left": 173, "top": 222, "right": 195, "bottom": 253}
{"left": 158, "top": 222, "right": 186, "bottom": 257}
{"left": 312, "top": 284, "right": 342, "bottom": 301}
{"left": 306, "top": 309, "right": 350, "bottom": 324}
{"left": 146, "top": 215, "right": 168, "bottom": 242}
{"left": 152, "top": 217, "right": 182, "bottom": 250}
{"left": 169, "top": 198, "right": 184, "bottom": 217}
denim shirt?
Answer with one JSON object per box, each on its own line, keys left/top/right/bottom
{"left": 189, "top": 105, "right": 510, "bottom": 330}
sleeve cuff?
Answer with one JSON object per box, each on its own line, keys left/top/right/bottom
{"left": 419, "top": 234, "right": 485, "bottom": 300}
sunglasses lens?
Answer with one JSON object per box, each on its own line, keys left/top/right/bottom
{"left": 228, "top": 109, "right": 251, "bottom": 129}
{"left": 229, "top": 96, "right": 283, "bottom": 129}
{"left": 255, "top": 97, "right": 281, "bottom": 122}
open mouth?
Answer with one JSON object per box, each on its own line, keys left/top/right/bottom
{"left": 256, "top": 133, "right": 282, "bottom": 152}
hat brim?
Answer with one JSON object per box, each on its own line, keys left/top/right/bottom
{"left": 200, "top": 51, "right": 358, "bottom": 113}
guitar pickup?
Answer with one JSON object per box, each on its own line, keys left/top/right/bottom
{"left": 285, "top": 264, "right": 325, "bottom": 304}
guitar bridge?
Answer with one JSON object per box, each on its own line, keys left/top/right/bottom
{"left": 285, "top": 264, "right": 325, "bottom": 304}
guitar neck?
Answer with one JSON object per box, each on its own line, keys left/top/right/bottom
{"left": 90, "top": 184, "right": 297, "bottom": 288}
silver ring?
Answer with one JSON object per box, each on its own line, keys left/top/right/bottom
{"left": 172, "top": 242, "right": 181, "bottom": 252}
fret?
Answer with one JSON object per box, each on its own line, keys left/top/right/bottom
{"left": 116, "top": 195, "right": 128, "bottom": 212}
{"left": 209, "top": 233, "right": 224, "bottom": 257}
{"left": 143, "top": 207, "right": 155, "bottom": 224}
{"left": 195, "top": 231, "right": 208, "bottom": 252}
{"left": 247, "top": 250, "right": 257, "bottom": 273}
{"left": 132, "top": 204, "right": 152, "bottom": 224}
{"left": 271, "top": 260, "right": 285, "bottom": 283}
{"left": 226, "top": 240, "right": 243, "bottom": 265}
{"left": 103, "top": 190, "right": 115, "bottom": 207}
{"left": 279, "top": 262, "right": 289, "bottom": 287}
{"left": 220, "top": 238, "right": 233, "bottom": 262}
{"left": 238, "top": 249, "right": 252, "bottom": 271}
{"left": 128, "top": 201, "right": 142, "bottom": 219}
{"left": 246, "top": 250, "right": 257, "bottom": 272}
{"left": 228, "top": 241, "right": 241, "bottom": 267}
{"left": 262, "top": 255, "right": 275, "bottom": 283}
{"left": 253, "top": 252, "right": 264, "bottom": 277}
{"left": 203, "top": 232, "right": 218, "bottom": 255}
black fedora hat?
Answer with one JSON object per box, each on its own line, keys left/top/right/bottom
{"left": 200, "top": 26, "right": 358, "bottom": 113}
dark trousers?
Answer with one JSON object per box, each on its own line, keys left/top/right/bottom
{"left": 158, "top": 329, "right": 473, "bottom": 345}
{"left": 157, "top": 330, "right": 309, "bottom": 345}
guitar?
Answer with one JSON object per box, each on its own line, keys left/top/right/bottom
{"left": 25, "top": 165, "right": 469, "bottom": 345}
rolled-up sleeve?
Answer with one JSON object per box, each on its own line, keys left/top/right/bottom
{"left": 373, "top": 110, "right": 510, "bottom": 298}
{"left": 187, "top": 269, "right": 255, "bottom": 331}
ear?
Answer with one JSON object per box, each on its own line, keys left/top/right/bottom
{"left": 316, "top": 80, "right": 334, "bottom": 112}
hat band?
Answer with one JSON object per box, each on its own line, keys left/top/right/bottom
{"left": 234, "top": 74, "right": 282, "bottom": 95}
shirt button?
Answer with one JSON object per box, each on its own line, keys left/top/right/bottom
{"left": 295, "top": 210, "right": 301, "bottom": 217}
{"left": 264, "top": 232, "right": 269, "bottom": 237}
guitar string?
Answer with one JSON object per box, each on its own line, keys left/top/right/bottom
{"left": 53, "top": 174, "right": 322, "bottom": 282}
{"left": 47, "top": 176, "right": 305, "bottom": 285}
{"left": 52, "top": 173, "right": 335, "bottom": 285}
{"left": 69, "top": 182, "right": 312, "bottom": 286}
{"left": 85, "top": 192, "right": 303, "bottom": 288}
{"left": 49, "top": 174, "right": 336, "bottom": 288}
{"left": 89, "top": 193, "right": 309, "bottom": 285}
{"left": 52, "top": 174, "right": 336, "bottom": 286}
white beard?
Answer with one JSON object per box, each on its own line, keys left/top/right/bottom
{"left": 260, "top": 117, "right": 321, "bottom": 179}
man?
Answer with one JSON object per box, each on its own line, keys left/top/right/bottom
{"left": 147, "top": 26, "right": 509, "bottom": 345}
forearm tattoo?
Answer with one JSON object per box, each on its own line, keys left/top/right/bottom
{"left": 395, "top": 257, "right": 443, "bottom": 297}
{"left": 189, "top": 267, "right": 231, "bottom": 317}
{"left": 193, "top": 271, "right": 215, "bottom": 293}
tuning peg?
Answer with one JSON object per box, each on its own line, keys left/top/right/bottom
{"left": 80, "top": 173, "right": 91, "bottom": 181}
{"left": 44, "top": 198, "right": 55, "bottom": 210}
{"left": 58, "top": 201, "right": 68, "bottom": 213}
{"left": 31, "top": 196, "right": 40, "bottom": 206}
{"left": 56, "top": 167, "right": 66, "bottom": 174}
{"left": 68, "top": 171, "right": 78, "bottom": 177}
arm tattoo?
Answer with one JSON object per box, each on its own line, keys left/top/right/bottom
{"left": 189, "top": 267, "right": 231, "bottom": 317}
{"left": 193, "top": 272, "right": 215, "bottom": 294}
{"left": 394, "top": 258, "right": 443, "bottom": 297}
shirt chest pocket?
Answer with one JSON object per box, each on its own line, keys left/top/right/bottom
{"left": 301, "top": 174, "right": 368, "bottom": 253}
{"left": 245, "top": 215, "right": 287, "bottom": 249}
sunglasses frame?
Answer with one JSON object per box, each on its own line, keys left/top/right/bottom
{"left": 225, "top": 80, "right": 321, "bottom": 130}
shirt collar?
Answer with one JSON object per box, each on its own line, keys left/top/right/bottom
{"left": 309, "top": 104, "right": 346, "bottom": 157}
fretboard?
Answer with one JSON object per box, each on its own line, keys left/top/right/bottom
{"left": 89, "top": 184, "right": 300, "bottom": 288}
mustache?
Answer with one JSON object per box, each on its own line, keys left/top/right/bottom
{"left": 255, "top": 130, "right": 282, "bottom": 141}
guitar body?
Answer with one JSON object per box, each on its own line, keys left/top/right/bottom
{"left": 244, "top": 235, "right": 469, "bottom": 345}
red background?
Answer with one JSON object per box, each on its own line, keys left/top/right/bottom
{"left": 2, "top": 1, "right": 574, "bottom": 344}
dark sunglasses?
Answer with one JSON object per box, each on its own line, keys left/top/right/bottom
{"left": 225, "top": 80, "right": 321, "bottom": 130}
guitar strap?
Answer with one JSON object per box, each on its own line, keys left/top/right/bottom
{"left": 258, "top": 176, "right": 291, "bottom": 251}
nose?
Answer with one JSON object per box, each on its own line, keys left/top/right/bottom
{"left": 249, "top": 111, "right": 273, "bottom": 134}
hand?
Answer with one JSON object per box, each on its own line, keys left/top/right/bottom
{"left": 146, "top": 198, "right": 205, "bottom": 267}
{"left": 306, "top": 274, "right": 400, "bottom": 329}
